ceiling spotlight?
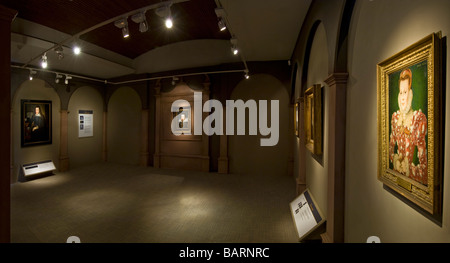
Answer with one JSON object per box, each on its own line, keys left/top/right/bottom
{"left": 218, "top": 18, "right": 226, "bottom": 32}
{"left": 55, "top": 73, "right": 63, "bottom": 83}
{"left": 54, "top": 45, "right": 64, "bottom": 60}
{"left": 155, "top": 3, "right": 173, "bottom": 29}
{"left": 244, "top": 71, "right": 250, "bottom": 80}
{"left": 114, "top": 17, "right": 130, "bottom": 38}
{"left": 65, "top": 75, "right": 72, "bottom": 85}
{"left": 172, "top": 76, "right": 179, "bottom": 86}
{"left": 41, "top": 53, "right": 48, "bottom": 68}
{"left": 122, "top": 26, "right": 130, "bottom": 38}
{"left": 165, "top": 16, "right": 173, "bottom": 29}
{"left": 215, "top": 8, "right": 227, "bottom": 32}
{"left": 132, "top": 12, "right": 149, "bottom": 33}
{"left": 73, "top": 46, "right": 81, "bottom": 55}
{"left": 230, "top": 38, "right": 238, "bottom": 55}
{"left": 29, "top": 69, "right": 36, "bottom": 80}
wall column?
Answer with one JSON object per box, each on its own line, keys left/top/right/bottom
{"left": 102, "top": 111, "right": 107, "bottom": 161}
{"left": 140, "top": 109, "right": 150, "bottom": 166}
{"left": 288, "top": 104, "right": 294, "bottom": 178}
{"left": 0, "top": 5, "right": 17, "bottom": 243}
{"left": 296, "top": 98, "right": 307, "bottom": 195}
{"left": 153, "top": 83, "right": 161, "bottom": 168}
{"left": 218, "top": 104, "right": 228, "bottom": 174}
{"left": 10, "top": 109, "right": 13, "bottom": 183}
{"left": 201, "top": 81, "right": 210, "bottom": 172}
{"left": 59, "top": 110, "right": 70, "bottom": 172}
{"left": 321, "top": 73, "right": 348, "bottom": 243}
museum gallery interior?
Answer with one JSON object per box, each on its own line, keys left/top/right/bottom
{"left": 0, "top": 0, "right": 449, "bottom": 243}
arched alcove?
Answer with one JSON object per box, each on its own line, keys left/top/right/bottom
{"left": 11, "top": 79, "right": 61, "bottom": 182}
{"left": 68, "top": 86, "right": 104, "bottom": 168}
{"left": 154, "top": 82, "right": 210, "bottom": 172}
{"left": 229, "top": 74, "right": 289, "bottom": 176}
{"left": 107, "top": 86, "right": 142, "bottom": 165}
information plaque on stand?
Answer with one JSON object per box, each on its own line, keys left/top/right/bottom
{"left": 21, "top": 160, "right": 56, "bottom": 182}
{"left": 290, "top": 189, "right": 325, "bottom": 242}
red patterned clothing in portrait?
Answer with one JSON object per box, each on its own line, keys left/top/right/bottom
{"left": 389, "top": 110, "right": 428, "bottom": 185}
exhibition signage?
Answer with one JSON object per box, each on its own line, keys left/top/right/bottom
{"left": 78, "top": 110, "right": 94, "bottom": 138}
{"left": 290, "top": 189, "right": 325, "bottom": 241}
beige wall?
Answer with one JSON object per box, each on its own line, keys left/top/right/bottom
{"left": 229, "top": 74, "right": 289, "bottom": 176}
{"left": 11, "top": 79, "right": 60, "bottom": 182}
{"left": 346, "top": 0, "right": 450, "bottom": 242}
{"left": 305, "top": 23, "right": 329, "bottom": 217}
{"left": 68, "top": 86, "right": 103, "bottom": 168}
{"left": 107, "top": 87, "right": 142, "bottom": 165}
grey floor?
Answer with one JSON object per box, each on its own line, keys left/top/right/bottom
{"left": 11, "top": 163, "right": 299, "bottom": 243}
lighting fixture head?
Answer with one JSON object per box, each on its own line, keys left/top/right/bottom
{"left": 244, "top": 71, "right": 250, "bottom": 79}
{"left": 155, "top": 3, "right": 173, "bottom": 29}
{"left": 55, "top": 73, "right": 63, "bottom": 83}
{"left": 171, "top": 76, "right": 179, "bottom": 86}
{"left": 65, "top": 75, "right": 72, "bottom": 85}
{"left": 122, "top": 27, "right": 130, "bottom": 38}
{"left": 29, "top": 69, "right": 36, "bottom": 80}
{"left": 218, "top": 18, "right": 226, "bottom": 31}
{"left": 41, "top": 53, "right": 48, "bottom": 68}
{"left": 132, "top": 12, "right": 149, "bottom": 33}
{"left": 114, "top": 17, "right": 130, "bottom": 38}
{"left": 73, "top": 46, "right": 81, "bottom": 55}
{"left": 54, "top": 45, "right": 64, "bottom": 60}
{"left": 165, "top": 17, "right": 173, "bottom": 29}
{"left": 215, "top": 8, "right": 227, "bottom": 32}
{"left": 230, "top": 38, "right": 238, "bottom": 55}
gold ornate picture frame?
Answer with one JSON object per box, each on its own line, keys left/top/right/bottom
{"left": 304, "top": 84, "right": 322, "bottom": 155}
{"left": 377, "top": 32, "right": 443, "bottom": 216}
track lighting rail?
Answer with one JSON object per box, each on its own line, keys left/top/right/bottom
{"left": 11, "top": 65, "right": 246, "bottom": 86}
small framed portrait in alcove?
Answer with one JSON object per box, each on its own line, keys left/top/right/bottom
{"left": 377, "top": 32, "right": 443, "bottom": 216}
{"left": 171, "top": 105, "right": 191, "bottom": 135}
{"left": 21, "top": 100, "right": 52, "bottom": 147}
{"left": 304, "top": 84, "right": 322, "bottom": 155}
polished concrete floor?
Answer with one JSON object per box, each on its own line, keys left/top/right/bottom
{"left": 11, "top": 163, "right": 299, "bottom": 243}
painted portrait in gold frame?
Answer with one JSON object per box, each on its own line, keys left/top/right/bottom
{"left": 377, "top": 32, "right": 443, "bottom": 216}
{"left": 304, "top": 84, "right": 322, "bottom": 155}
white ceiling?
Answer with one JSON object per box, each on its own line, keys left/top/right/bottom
{"left": 10, "top": 0, "right": 311, "bottom": 80}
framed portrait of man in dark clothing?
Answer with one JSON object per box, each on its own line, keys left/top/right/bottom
{"left": 21, "top": 100, "right": 52, "bottom": 147}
